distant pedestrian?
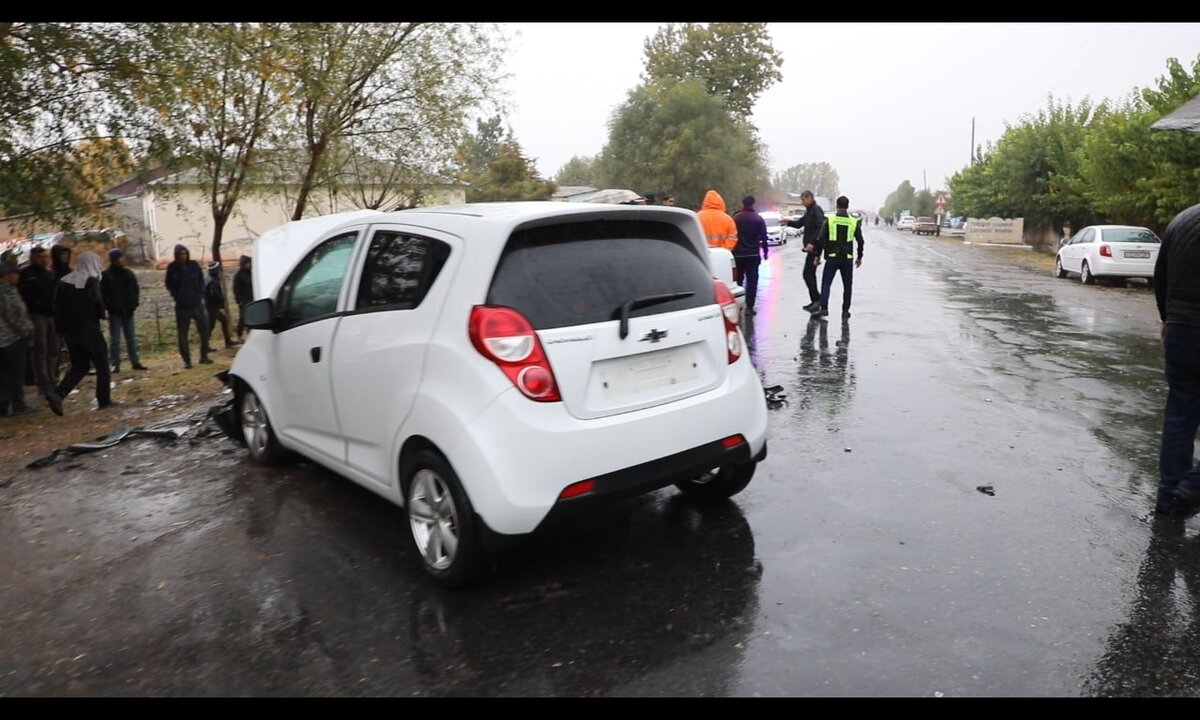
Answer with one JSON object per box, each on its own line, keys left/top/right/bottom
{"left": 100, "top": 248, "right": 146, "bottom": 373}
{"left": 165, "top": 244, "right": 212, "bottom": 368}
{"left": 51, "top": 251, "right": 110, "bottom": 413}
{"left": 1151, "top": 202, "right": 1200, "bottom": 516}
{"left": 50, "top": 244, "right": 72, "bottom": 280}
{"left": 204, "top": 261, "right": 237, "bottom": 349}
{"left": 232, "top": 255, "right": 253, "bottom": 343}
{"left": 18, "top": 247, "right": 59, "bottom": 397}
{"left": 698, "top": 190, "right": 738, "bottom": 251}
{"left": 0, "top": 263, "right": 36, "bottom": 416}
{"left": 661, "top": 194, "right": 675, "bottom": 207}
{"left": 810, "top": 195, "right": 864, "bottom": 321}
{"left": 731, "top": 195, "right": 770, "bottom": 316}
{"left": 784, "top": 190, "right": 827, "bottom": 312}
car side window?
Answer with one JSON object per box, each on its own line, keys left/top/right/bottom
{"left": 354, "top": 231, "right": 451, "bottom": 311}
{"left": 278, "top": 232, "right": 358, "bottom": 328}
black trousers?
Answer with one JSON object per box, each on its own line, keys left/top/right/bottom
{"left": 0, "top": 339, "right": 29, "bottom": 412}
{"left": 803, "top": 253, "right": 821, "bottom": 303}
{"left": 734, "top": 255, "right": 761, "bottom": 309}
{"left": 175, "top": 305, "right": 212, "bottom": 363}
{"left": 55, "top": 330, "right": 110, "bottom": 406}
{"left": 820, "top": 258, "right": 855, "bottom": 313}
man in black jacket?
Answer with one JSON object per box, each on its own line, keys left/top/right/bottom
{"left": 164, "top": 244, "right": 212, "bottom": 368}
{"left": 101, "top": 249, "right": 147, "bottom": 373}
{"left": 1153, "top": 203, "right": 1200, "bottom": 516}
{"left": 731, "top": 196, "right": 770, "bottom": 316}
{"left": 232, "top": 255, "right": 253, "bottom": 343}
{"left": 785, "top": 191, "right": 827, "bottom": 311}
{"left": 18, "top": 246, "right": 59, "bottom": 396}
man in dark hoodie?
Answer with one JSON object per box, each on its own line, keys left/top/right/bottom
{"left": 731, "top": 195, "right": 770, "bottom": 316}
{"left": 49, "top": 244, "right": 72, "bottom": 280}
{"left": 101, "top": 248, "right": 146, "bottom": 373}
{"left": 232, "top": 255, "right": 253, "bottom": 343}
{"left": 18, "top": 246, "right": 59, "bottom": 396}
{"left": 1149, "top": 202, "right": 1200, "bottom": 517}
{"left": 164, "top": 244, "right": 212, "bottom": 368}
{"left": 204, "top": 261, "right": 237, "bottom": 348}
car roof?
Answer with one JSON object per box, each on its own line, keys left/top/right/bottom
{"left": 254, "top": 202, "right": 706, "bottom": 298}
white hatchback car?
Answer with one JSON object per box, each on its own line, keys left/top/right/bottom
{"left": 230, "top": 202, "right": 769, "bottom": 587}
{"left": 1055, "top": 225, "right": 1161, "bottom": 285}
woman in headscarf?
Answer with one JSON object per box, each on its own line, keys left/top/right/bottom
{"left": 49, "top": 251, "right": 111, "bottom": 414}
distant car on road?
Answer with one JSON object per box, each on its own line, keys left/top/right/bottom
{"left": 761, "top": 211, "right": 787, "bottom": 246}
{"left": 1054, "top": 224, "right": 1161, "bottom": 285}
{"left": 912, "top": 217, "right": 939, "bottom": 235}
{"left": 896, "top": 216, "right": 916, "bottom": 232}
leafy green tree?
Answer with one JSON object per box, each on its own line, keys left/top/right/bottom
{"left": 1139, "top": 54, "right": 1200, "bottom": 226}
{"left": 641, "top": 23, "right": 783, "bottom": 118}
{"left": 913, "top": 189, "right": 936, "bottom": 218}
{"left": 277, "top": 23, "right": 505, "bottom": 221}
{"left": 949, "top": 96, "right": 1097, "bottom": 236}
{"left": 467, "top": 139, "right": 555, "bottom": 202}
{"left": 125, "top": 23, "right": 288, "bottom": 264}
{"left": 554, "top": 155, "right": 600, "bottom": 187}
{"left": 773, "top": 162, "right": 839, "bottom": 199}
{"left": 597, "top": 80, "right": 768, "bottom": 211}
{"left": 881, "top": 180, "right": 917, "bottom": 219}
{"left": 0, "top": 23, "right": 137, "bottom": 223}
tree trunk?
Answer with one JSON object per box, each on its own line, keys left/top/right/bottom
{"left": 291, "top": 142, "right": 326, "bottom": 221}
{"left": 211, "top": 212, "right": 228, "bottom": 266}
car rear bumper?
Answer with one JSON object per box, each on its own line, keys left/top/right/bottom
{"left": 446, "top": 356, "right": 769, "bottom": 536}
{"left": 1093, "top": 256, "right": 1155, "bottom": 277}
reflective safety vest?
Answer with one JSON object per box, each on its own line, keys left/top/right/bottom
{"left": 825, "top": 214, "right": 858, "bottom": 259}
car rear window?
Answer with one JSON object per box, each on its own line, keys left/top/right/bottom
{"left": 1103, "top": 228, "right": 1160, "bottom": 244}
{"left": 487, "top": 219, "right": 716, "bottom": 330}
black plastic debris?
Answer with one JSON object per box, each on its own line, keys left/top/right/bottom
{"left": 977, "top": 485, "right": 995, "bottom": 496}
{"left": 26, "top": 426, "right": 189, "bottom": 469}
{"left": 764, "top": 384, "right": 787, "bottom": 410}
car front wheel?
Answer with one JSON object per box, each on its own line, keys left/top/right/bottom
{"left": 404, "top": 449, "right": 484, "bottom": 589}
{"left": 675, "top": 462, "right": 757, "bottom": 501}
{"left": 1055, "top": 256, "right": 1068, "bottom": 278}
{"left": 240, "top": 388, "right": 284, "bottom": 465}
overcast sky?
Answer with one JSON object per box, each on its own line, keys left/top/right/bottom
{"left": 501, "top": 23, "right": 1200, "bottom": 211}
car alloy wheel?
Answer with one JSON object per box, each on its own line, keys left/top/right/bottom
{"left": 240, "top": 388, "right": 283, "bottom": 464}
{"left": 408, "top": 468, "right": 461, "bottom": 572}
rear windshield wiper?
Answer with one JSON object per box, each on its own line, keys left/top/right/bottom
{"left": 613, "top": 291, "right": 696, "bottom": 340}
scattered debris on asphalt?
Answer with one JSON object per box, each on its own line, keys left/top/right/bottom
{"left": 977, "top": 485, "right": 996, "bottom": 496}
{"left": 764, "top": 384, "right": 787, "bottom": 410}
{"left": 26, "top": 425, "right": 190, "bottom": 469}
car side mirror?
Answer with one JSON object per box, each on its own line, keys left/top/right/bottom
{"left": 242, "top": 298, "right": 276, "bottom": 331}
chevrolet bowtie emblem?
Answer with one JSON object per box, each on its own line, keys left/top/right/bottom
{"left": 640, "top": 329, "right": 668, "bottom": 343}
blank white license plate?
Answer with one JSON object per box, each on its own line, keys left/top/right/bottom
{"left": 596, "top": 345, "right": 701, "bottom": 399}
{"left": 1125, "top": 251, "right": 1150, "bottom": 258}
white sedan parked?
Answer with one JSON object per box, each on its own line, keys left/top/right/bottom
{"left": 1055, "top": 225, "right": 1161, "bottom": 285}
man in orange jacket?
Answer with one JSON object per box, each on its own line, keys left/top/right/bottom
{"left": 698, "top": 190, "right": 738, "bottom": 251}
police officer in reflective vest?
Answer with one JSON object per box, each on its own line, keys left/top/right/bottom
{"left": 810, "top": 195, "right": 864, "bottom": 320}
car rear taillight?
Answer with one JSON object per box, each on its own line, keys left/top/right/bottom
{"left": 714, "top": 280, "right": 742, "bottom": 364}
{"left": 1099, "top": 244, "right": 1112, "bottom": 257}
{"left": 469, "top": 306, "right": 561, "bottom": 402}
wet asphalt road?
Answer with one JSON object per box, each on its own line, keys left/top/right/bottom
{"left": 1, "top": 225, "right": 1193, "bottom": 696}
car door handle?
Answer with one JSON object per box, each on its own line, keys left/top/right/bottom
{"left": 310, "top": 347, "right": 321, "bottom": 363}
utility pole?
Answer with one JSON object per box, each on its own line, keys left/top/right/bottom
{"left": 923, "top": 169, "right": 927, "bottom": 192}
{"left": 971, "top": 117, "right": 976, "bottom": 165}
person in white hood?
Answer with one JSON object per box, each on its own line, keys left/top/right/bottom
{"left": 50, "top": 251, "right": 111, "bottom": 413}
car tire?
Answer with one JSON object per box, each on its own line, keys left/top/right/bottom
{"left": 1081, "top": 260, "right": 1096, "bottom": 285}
{"left": 675, "top": 461, "right": 757, "bottom": 502}
{"left": 404, "top": 448, "right": 485, "bottom": 589}
{"left": 1055, "top": 256, "right": 1068, "bottom": 278}
{"left": 240, "top": 387, "right": 285, "bottom": 465}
